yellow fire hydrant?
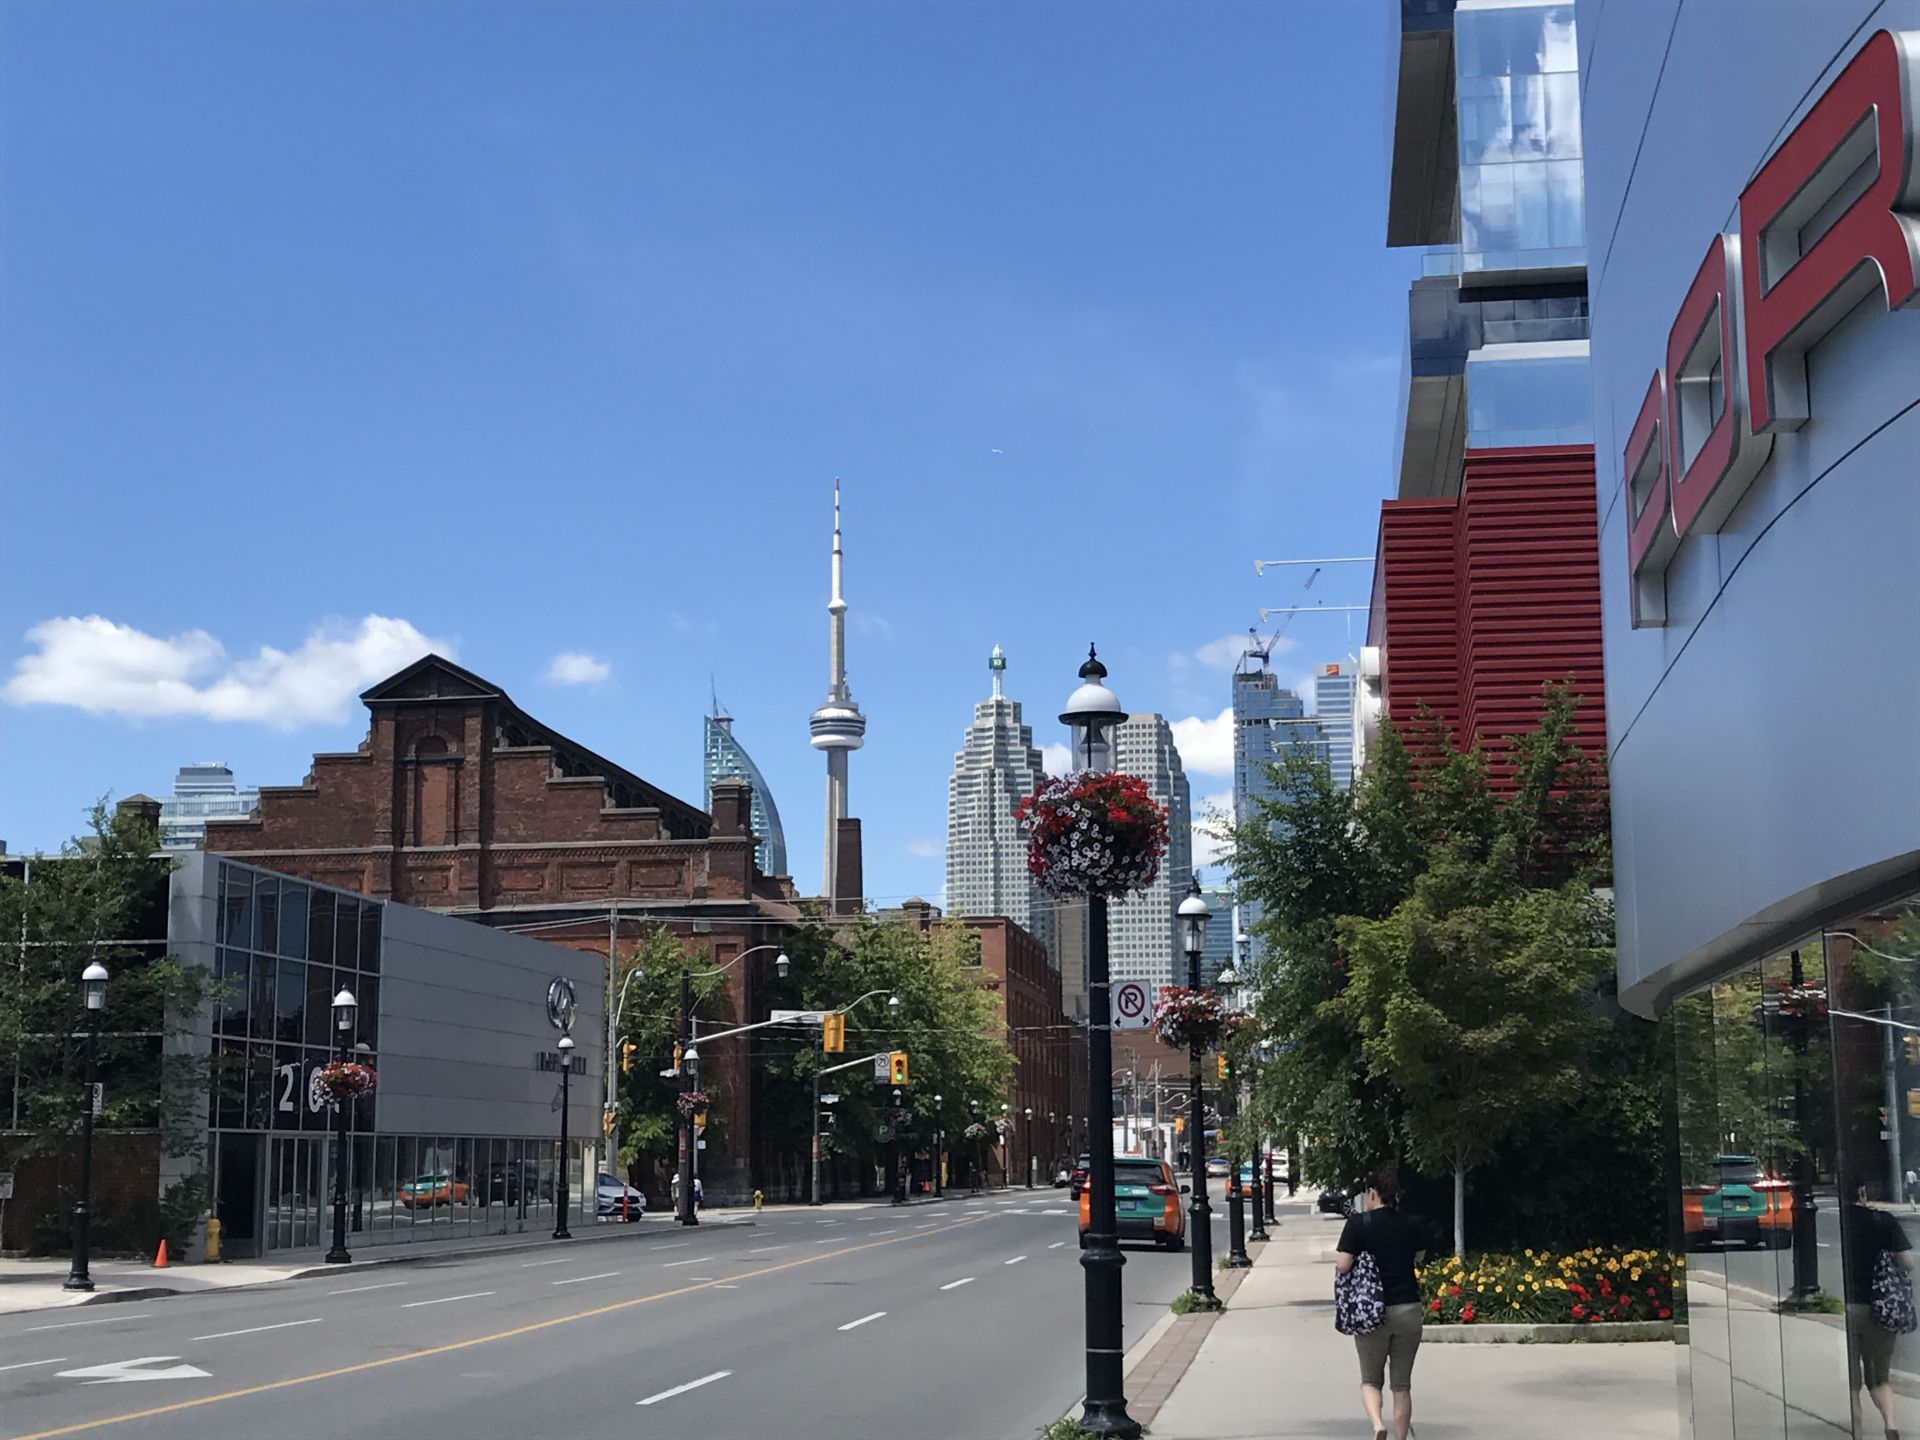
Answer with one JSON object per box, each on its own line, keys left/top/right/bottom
{"left": 753, "top": 1189, "right": 764, "bottom": 1213}
{"left": 204, "top": 1217, "right": 223, "bottom": 1264}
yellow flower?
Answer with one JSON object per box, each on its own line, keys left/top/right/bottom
{"left": 1630, "top": 1269, "right": 1642, "bottom": 1282}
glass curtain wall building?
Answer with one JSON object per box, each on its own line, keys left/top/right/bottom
{"left": 160, "top": 763, "right": 259, "bottom": 850}
{"left": 1107, "top": 713, "right": 1191, "bottom": 991}
{"left": 702, "top": 711, "right": 788, "bottom": 879}
{"left": 1231, "top": 654, "right": 1321, "bottom": 970}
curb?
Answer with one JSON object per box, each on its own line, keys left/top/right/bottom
{"left": 277, "top": 1216, "right": 759, "bottom": 1280}
{"left": 1420, "top": 1319, "right": 1675, "bottom": 1344}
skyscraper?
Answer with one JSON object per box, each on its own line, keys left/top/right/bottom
{"left": 158, "top": 763, "right": 258, "bottom": 850}
{"left": 704, "top": 707, "right": 788, "bottom": 878}
{"left": 807, "top": 481, "right": 866, "bottom": 900}
{"left": 1231, "top": 646, "right": 1321, "bottom": 969}
{"left": 1106, "top": 713, "right": 1192, "bottom": 992}
{"left": 946, "top": 646, "right": 1054, "bottom": 966}
{"left": 1314, "top": 662, "right": 1358, "bottom": 792}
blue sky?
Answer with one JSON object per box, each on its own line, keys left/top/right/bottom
{"left": 0, "top": 1, "right": 1416, "bottom": 903}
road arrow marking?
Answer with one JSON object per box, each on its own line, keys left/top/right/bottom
{"left": 56, "top": 1357, "right": 210, "bottom": 1385}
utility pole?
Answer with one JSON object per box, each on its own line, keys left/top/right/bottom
{"left": 811, "top": 1031, "right": 824, "bottom": 1207}
{"left": 677, "top": 968, "right": 697, "bottom": 1226}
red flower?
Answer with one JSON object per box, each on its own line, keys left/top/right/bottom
{"left": 1448, "top": 1284, "right": 1460, "bottom": 1297}
{"left": 1460, "top": 1303, "right": 1476, "bottom": 1323}
{"left": 1646, "top": 1286, "right": 1657, "bottom": 1298}
{"left": 1429, "top": 1300, "right": 1441, "bottom": 1313}
{"left": 1571, "top": 1304, "right": 1586, "bottom": 1319}
{"left": 1656, "top": 1308, "right": 1672, "bottom": 1320}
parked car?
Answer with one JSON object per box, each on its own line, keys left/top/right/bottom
{"left": 1316, "top": 1184, "right": 1355, "bottom": 1216}
{"left": 1682, "top": 1154, "right": 1793, "bottom": 1250}
{"left": 1079, "top": 1155, "right": 1188, "bottom": 1251}
{"left": 1206, "top": 1156, "right": 1230, "bottom": 1178}
{"left": 595, "top": 1174, "right": 646, "bottom": 1220}
{"left": 484, "top": 1160, "right": 547, "bottom": 1205}
{"left": 1068, "top": 1155, "right": 1090, "bottom": 1199}
{"left": 398, "top": 1171, "right": 471, "bottom": 1209}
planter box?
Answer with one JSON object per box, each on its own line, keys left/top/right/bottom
{"left": 1421, "top": 1320, "right": 1675, "bottom": 1344}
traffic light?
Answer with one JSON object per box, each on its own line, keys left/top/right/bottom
{"left": 672, "top": 1042, "right": 683, "bottom": 1073}
{"left": 889, "top": 1050, "right": 909, "bottom": 1085}
{"left": 1217, "top": 1055, "right": 1230, "bottom": 1080}
{"left": 601, "top": 1109, "right": 615, "bottom": 1137}
{"left": 1174, "top": 1116, "right": 1185, "bottom": 1135}
{"left": 1906, "top": 1034, "right": 1920, "bottom": 1065}
{"left": 620, "top": 1040, "right": 637, "bottom": 1075}
{"left": 823, "top": 1013, "right": 846, "bottom": 1053}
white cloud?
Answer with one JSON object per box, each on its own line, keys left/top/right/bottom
{"left": 904, "top": 837, "right": 941, "bottom": 859}
{"left": 3, "top": 614, "right": 447, "bottom": 728}
{"left": 1192, "top": 791, "right": 1236, "bottom": 875}
{"left": 1169, "top": 708, "right": 1235, "bottom": 778}
{"left": 546, "top": 652, "right": 610, "bottom": 686}
{"left": 1041, "top": 742, "right": 1073, "bottom": 775}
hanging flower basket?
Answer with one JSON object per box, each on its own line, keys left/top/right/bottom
{"left": 1015, "top": 772, "right": 1169, "bottom": 899}
{"left": 312, "top": 1061, "right": 377, "bottom": 1104}
{"left": 963, "top": 1122, "right": 993, "bottom": 1143}
{"left": 676, "top": 1091, "right": 711, "bottom": 1119}
{"left": 1150, "top": 988, "right": 1238, "bottom": 1052}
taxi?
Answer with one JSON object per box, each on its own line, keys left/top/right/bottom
{"left": 1078, "top": 1154, "right": 1186, "bottom": 1250}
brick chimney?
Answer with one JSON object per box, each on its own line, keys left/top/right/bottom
{"left": 832, "top": 817, "right": 863, "bottom": 917}
{"left": 710, "top": 779, "right": 754, "bottom": 839}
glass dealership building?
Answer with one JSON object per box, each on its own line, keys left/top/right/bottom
{"left": 168, "top": 853, "right": 606, "bottom": 1257}
{"left": 1584, "top": 4, "right": 1920, "bottom": 1436}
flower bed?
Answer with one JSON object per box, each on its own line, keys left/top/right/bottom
{"left": 1418, "top": 1246, "right": 1681, "bottom": 1325}
{"left": 1016, "top": 772, "right": 1169, "bottom": 899}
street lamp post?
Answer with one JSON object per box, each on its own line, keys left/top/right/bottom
{"left": 324, "top": 987, "right": 358, "bottom": 1264}
{"left": 934, "top": 1094, "right": 944, "bottom": 1197}
{"left": 1062, "top": 645, "right": 1141, "bottom": 1438}
{"left": 554, "top": 1033, "right": 575, "bottom": 1240}
{"left": 63, "top": 960, "right": 109, "bottom": 1292}
{"left": 1176, "top": 879, "right": 1220, "bottom": 1307}
{"left": 1024, "top": 1107, "right": 1035, "bottom": 1189}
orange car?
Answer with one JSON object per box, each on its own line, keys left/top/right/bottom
{"left": 1078, "top": 1155, "right": 1187, "bottom": 1250}
{"left": 1681, "top": 1154, "right": 1794, "bottom": 1249}
{"left": 398, "top": 1171, "right": 472, "bottom": 1209}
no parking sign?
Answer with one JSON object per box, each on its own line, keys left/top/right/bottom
{"left": 1112, "top": 980, "right": 1152, "bottom": 1031}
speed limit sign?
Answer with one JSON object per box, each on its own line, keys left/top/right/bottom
{"left": 1112, "top": 980, "right": 1151, "bottom": 1031}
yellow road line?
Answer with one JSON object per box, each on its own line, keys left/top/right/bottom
{"left": 8, "top": 1216, "right": 985, "bottom": 1440}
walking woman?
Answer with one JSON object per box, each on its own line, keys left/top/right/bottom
{"left": 1335, "top": 1171, "right": 1427, "bottom": 1440}
{"left": 1845, "top": 1174, "right": 1914, "bottom": 1440}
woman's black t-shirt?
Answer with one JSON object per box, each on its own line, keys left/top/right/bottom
{"left": 1337, "top": 1207, "right": 1428, "bottom": 1307}
{"left": 1844, "top": 1203, "right": 1912, "bottom": 1304}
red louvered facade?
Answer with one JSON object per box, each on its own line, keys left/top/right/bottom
{"left": 1373, "top": 445, "right": 1606, "bottom": 791}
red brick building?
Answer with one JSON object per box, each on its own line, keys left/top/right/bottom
{"left": 1369, "top": 445, "right": 1607, "bottom": 785}
{"left": 202, "top": 654, "right": 802, "bottom": 1201}
{"left": 893, "top": 900, "right": 1079, "bottom": 1185}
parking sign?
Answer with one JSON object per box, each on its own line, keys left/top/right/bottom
{"left": 1112, "top": 981, "right": 1152, "bottom": 1031}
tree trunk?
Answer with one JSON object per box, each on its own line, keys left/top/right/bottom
{"left": 1453, "top": 1160, "right": 1467, "bottom": 1259}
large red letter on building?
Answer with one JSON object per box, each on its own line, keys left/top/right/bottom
{"left": 1666, "top": 233, "right": 1775, "bottom": 538}
{"left": 1625, "top": 370, "right": 1678, "bottom": 629}
{"left": 1739, "top": 29, "right": 1920, "bottom": 435}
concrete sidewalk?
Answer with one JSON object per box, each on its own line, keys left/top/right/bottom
{"left": 1145, "top": 1197, "right": 1681, "bottom": 1439}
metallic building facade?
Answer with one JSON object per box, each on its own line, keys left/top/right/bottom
{"left": 703, "top": 714, "right": 788, "bottom": 878}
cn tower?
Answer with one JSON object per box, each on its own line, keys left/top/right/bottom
{"left": 808, "top": 480, "right": 866, "bottom": 900}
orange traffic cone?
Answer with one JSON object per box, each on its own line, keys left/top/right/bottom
{"left": 152, "top": 1240, "right": 169, "bottom": 1269}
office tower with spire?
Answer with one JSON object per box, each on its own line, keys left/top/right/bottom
{"left": 1105, "top": 713, "right": 1192, "bottom": 992}
{"left": 808, "top": 480, "right": 867, "bottom": 903}
{"left": 946, "top": 646, "right": 1054, "bottom": 964}
{"left": 704, "top": 693, "right": 788, "bottom": 879}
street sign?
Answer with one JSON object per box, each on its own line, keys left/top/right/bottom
{"left": 89, "top": 1083, "right": 104, "bottom": 1116}
{"left": 821, "top": 1093, "right": 840, "bottom": 1104}
{"left": 873, "top": 1054, "right": 889, "bottom": 1082}
{"left": 770, "top": 1009, "right": 829, "bottom": 1024}
{"left": 1112, "top": 981, "right": 1152, "bottom": 1031}
{"left": 0, "top": 1171, "right": 13, "bottom": 1200}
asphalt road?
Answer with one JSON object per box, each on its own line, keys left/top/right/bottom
{"left": 0, "top": 1190, "right": 1220, "bottom": 1440}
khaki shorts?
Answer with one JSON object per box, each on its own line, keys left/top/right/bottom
{"left": 1354, "top": 1303, "right": 1424, "bottom": 1391}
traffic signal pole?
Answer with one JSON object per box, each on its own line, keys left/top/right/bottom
{"left": 811, "top": 1033, "right": 824, "bottom": 1207}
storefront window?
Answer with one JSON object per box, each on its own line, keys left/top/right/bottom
{"left": 1674, "top": 892, "right": 1920, "bottom": 1437}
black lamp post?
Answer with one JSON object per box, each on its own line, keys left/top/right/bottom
{"left": 933, "top": 1094, "right": 944, "bottom": 1197}
{"left": 679, "top": 1034, "right": 700, "bottom": 1225}
{"left": 1216, "top": 948, "right": 1250, "bottom": 1269}
{"left": 1176, "top": 878, "right": 1220, "bottom": 1308}
{"left": 1024, "top": 1107, "right": 1035, "bottom": 1188}
{"left": 1062, "top": 645, "right": 1141, "bottom": 1438}
{"left": 324, "top": 986, "right": 358, "bottom": 1264}
{"left": 63, "top": 959, "right": 109, "bottom": 1292}
{"left": 554, "top": 1032, "right": 576, "bottom": 1240}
